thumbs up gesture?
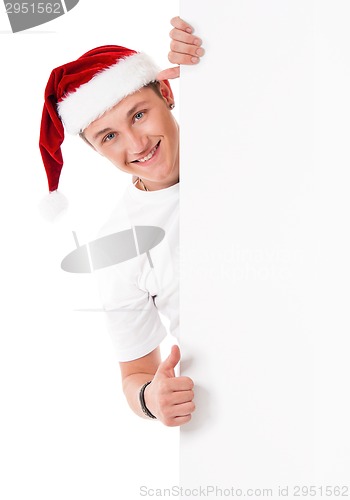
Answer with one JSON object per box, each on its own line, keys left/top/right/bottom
{"left": 144, "top": 345, "right": 195, "bottom": 426}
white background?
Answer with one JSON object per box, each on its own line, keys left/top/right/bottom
{"left": 2, "top": 1, "right": 350, "bottom": 499}
{"left": 0, "top": 1, "right": 181, "bottom": 499}
{"left": 180, "top": 0, "right": 350, "bottom": 497}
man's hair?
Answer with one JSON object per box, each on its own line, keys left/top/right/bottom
{"left": 79, "top": 80, "right": 162, "bottom": 146}
{"left": 147, "top": 80, "right": 163, "bottom": 97}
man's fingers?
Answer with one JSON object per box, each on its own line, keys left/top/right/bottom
{"left": 169, "top": 51, "right": 200, "bottom": 66}
{"left": 170, "top": 16, "right": 194, "bottom": 33}
{"left": 170, "top": 40, "right": 204, "bottom": 59}
{"left": 168, "top": 34, "right": 204, "bottom": 66}
{"left": 168, "top": 17, "right": 204, "bottom": 68}
{"left": 170, "top": 27, "right": 202, "bottom": 46}
{"left": 162, "top": 402, "right": 196, "bottom": 426}
{"left": 169, "top": 401, "right": 195, "bottom": 417}
{"left": 172, "top": 389, "right": 194, "bottom": 405}
{"left": 164, "top": 414, "right": 192, "bottom": 427}
{"left": 167, "top": 376, "right": 194, "bottom": 391}
{"left": 157, "top": 66, "right": 180, "bottom": 81}
{"left": 176, "top": 400, "right": 196, "bottom": 413}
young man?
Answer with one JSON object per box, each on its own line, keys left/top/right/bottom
{"left": 39, "top": 17, "right": 204, "bottom": 427}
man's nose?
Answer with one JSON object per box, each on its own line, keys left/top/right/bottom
{"left": 124, "top": 129, "right": 147, "bottom": 155}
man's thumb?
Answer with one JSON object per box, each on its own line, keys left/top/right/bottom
{"left": 157, "top": 345, "right": 181, "bottom": 377}
{"left": 156, "top": 66, "right": 180, "bottom": 81}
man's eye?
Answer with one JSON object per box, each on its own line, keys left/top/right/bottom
{"left": 134, "top": 111, "right": 144, "bottom": 121}
{"left": 103, "top": 132, "right": 116, "bottom": 143}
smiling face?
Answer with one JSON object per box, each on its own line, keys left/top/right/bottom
{"left": 83, "top": 81, "right": 179, "bottom": 191}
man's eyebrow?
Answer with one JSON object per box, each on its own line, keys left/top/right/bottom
{"left": 92, "top": 127, "right": 113, "bottom": 141}
{"left": 126, "top": 101, "right": 148, "bottom": 118}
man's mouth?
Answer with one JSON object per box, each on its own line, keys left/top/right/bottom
{"left": 133, "top": 141, "right": 160, "bottom": 163}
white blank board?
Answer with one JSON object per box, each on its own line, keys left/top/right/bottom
{"left": 179, "top": 0, "right": 350, "bottom": 495}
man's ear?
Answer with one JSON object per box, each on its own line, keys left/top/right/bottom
{"left": 158, "top": 79, "right": 175, "bottom": 107}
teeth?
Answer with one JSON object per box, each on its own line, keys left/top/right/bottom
{"left": 138, "top": 144, "right": 158, "bottom": 163}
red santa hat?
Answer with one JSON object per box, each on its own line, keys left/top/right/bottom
{"left": 39, "top": 45, "right": 160, "bottom": 220}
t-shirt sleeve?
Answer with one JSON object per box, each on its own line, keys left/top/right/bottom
{"left": 95, "top": 262, "right": 167, "bottom": 362}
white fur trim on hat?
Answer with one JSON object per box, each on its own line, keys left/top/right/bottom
{"left": 57, "top": 52, "right": 160, "bottom": 135}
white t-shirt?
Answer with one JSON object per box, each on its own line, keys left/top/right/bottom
{"left": 95, "top": 182, "right": 179, "bottom": 362}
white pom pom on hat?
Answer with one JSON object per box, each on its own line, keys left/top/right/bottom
{"left": 38, "top": 190, "right": 69, "bottom": 223}
{"left": 39, "top": 45, "right": 162, "bottom": 221}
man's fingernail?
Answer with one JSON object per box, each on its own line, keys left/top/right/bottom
{"left": 186, "top": 27, "right": 193, "bottom": 33}
{"left": 194, "top": 38, "right": 202, "bottom": 46}
{"left": 191, "top": 56, "right": 199, "bottom": 63}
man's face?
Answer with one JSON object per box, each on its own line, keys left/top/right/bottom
{"left": 83, "top": 82, "right": 179, "bottom": 191}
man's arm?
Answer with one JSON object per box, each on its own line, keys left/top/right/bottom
{"left": 120, "top": 347, "right": 161, "bottom": 419}
{"left": 120, "top": 345, "right": 195, "bottom": 427}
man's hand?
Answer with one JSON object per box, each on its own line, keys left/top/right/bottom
{"left": 157, "top": 16, "right": 205, "bottom": 81}
{"left": 144, "top": 345, "right": 195, "bottom": 426}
